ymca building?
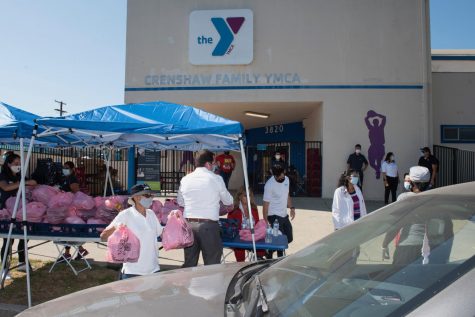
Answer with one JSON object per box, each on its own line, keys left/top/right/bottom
{"left": 124, "top": 0, "right": 475, "bottom": 200}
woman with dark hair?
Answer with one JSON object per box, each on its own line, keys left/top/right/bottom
{"left": 57, "top": 161, "right": 88, "bottom": 260}
{"left": 227, "top": 186, "right": 266, "bottom": 261}
{"left": 0, "top": 152, "right": 37, "bottom": 276}
{"left": 331, "top": 170, "right": 367, "bottom": 230}
{"left": 381, "top": 152, "right": 399, "bottom": 204}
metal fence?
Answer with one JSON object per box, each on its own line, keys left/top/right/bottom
{"left": 433, "top": 145, "right": 475, "bottom": 187}
{"left": 0, "top": 145, "right": 129, "bottom": 196}
{"left": 246, "top": 141, "right": 322, "bottom": 196}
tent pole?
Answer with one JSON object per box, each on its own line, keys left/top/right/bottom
{"left": 103, "top": 148, "right": 111, "bottom": 197}
{"left": 20, "top": 137, "right": 35, "bottom": 307}
{"left": 239, "top": 137, "right": 257, "bottom": 261}
{"left": 108, "top": 148, "right": 115, "bottom": 196}
{"left": 0, "top": 145, "right": 27, "bottom": 286}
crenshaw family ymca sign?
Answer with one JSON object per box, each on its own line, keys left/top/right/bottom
{"left": 189, "top": 9, "right": 253, "bottom": 65}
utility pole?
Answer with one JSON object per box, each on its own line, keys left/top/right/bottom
{"left": 54, "top": 100, "right": 67, "bottom": 116}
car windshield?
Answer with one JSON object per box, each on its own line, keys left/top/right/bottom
{"left": 258, "top": 194, "right": 475, "bottom": 316}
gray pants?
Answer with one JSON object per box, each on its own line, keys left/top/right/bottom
{"left": 183, "top": 221, "right": 222, "bottom": 267}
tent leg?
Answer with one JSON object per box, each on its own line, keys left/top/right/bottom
{"left": 20, "top": 138, "right": 34, "bottom": 307}
{"left": 103, "top": 149, "right": 111, "bottom": 197}
{"left": 239, "top": 138, "right": 258, "bottom": 261}
{"left": 108, "top": 150, "right": 115, "bottom": 196}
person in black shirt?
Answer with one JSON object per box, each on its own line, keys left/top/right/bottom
{"left": 58, "top": 161, "right": 88, "bottom": 260}
{"left": 418, "top": 147, "right": 439, "bottom": 189}
{"left": 346, "top": 144, "right": 369, "bottom": 190}
{"left": 0, "top": 153, "right": 37, "bottom": 273}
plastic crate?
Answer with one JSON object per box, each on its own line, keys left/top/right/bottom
{"left": 218, "top": 219, "right": 239, "bottom": 240}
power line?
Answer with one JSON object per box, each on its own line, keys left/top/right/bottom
{"left": 54, "top": 100, "right": 67, "bottom": 116}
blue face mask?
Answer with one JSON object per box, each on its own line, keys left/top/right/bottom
{"left": 404, "top": 181, "right": 412, "bottom": 191}
{"left": 350, "top": 176, "right": 359, "bottom": 185}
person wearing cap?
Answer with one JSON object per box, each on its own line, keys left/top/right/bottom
{"left": 100, "top": 184, "right": 163, "bottom": 279}
{"left": 346, "top": 144, "right": 368, "bottom": 190}
{"left": 382, "top": 166, "right": 453, "bottom": 264}
{"left": 177, "top": 149, "right": 233, "bottom": 267}
{"left": 418, "top": 147, "right": 439, "bottom": 189}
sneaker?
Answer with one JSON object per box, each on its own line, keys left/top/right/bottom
{"left": 74, "top": 249, "right": 89, "bottom": 261}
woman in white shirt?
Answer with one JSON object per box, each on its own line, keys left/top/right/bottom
{"left": 332, "top": 170, "right": 367, "bottom": 230}
{"left": 381, "top": 152, "right": 399, "bottom": 205}
{"left": 101, "top": 184, "right": 163, "bottom": 279}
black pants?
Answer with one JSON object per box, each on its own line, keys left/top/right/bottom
{"left": 266, "top": 215, "right": 293, "bottom": 258}
{"left": 358, "top": 170, "right": 364, "bottom": 191}
{"left": 1, "top": 239, "right": 26, "bottom": 263}
{"left": 220, "top": 172, "right": 232, "bottom": 189}
{"left": 183, "top": 221, "right": 222, "bottom": 267}
{"left": 384, "top": 176, "right": 398, "bottom": 204}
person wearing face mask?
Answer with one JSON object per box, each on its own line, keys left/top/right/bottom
{"left": 381, "top": 152, "right": 399, "bottom": 205}
{"left": 263, "top": 165, "right": 295, "bottom": 259}
{"left": 0, "top": 153, "right": 37, "bottom": 277}
{"left": 402, "top": 173, "right": 411, "bottom": 192}
{"left": 57, "top": 161, "right": 88, "bottom": 260}
{"left": 177, "top": 149, "right": 233, "bottom": 267}
{"left": 100, "top": 184, "right": 163, "bottom": 279}
{"left": 418, "top": 147, "right": 439, "bottom": 189}
{"left": 332, "top": 170, "right": 367, "bottom": 230}
{"left": 346, "top": 144, "right": 368, "bottom": 190}
{"left": 270, "top": 151, "right": 288, "bottom": 175}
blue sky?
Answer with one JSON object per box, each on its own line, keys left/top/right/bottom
{"left": 0, "top": 0, "right": 473, "bottom": 116}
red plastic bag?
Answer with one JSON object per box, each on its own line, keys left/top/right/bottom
{"left": 106, "top": 226, "right": 141, "bottom": 263}
{"left": 239, "top": 219, "right": 267, "bottom": 241}
{"left": 32, "top": 185, "right": 60, "bottom": 205}
{"left": 72, "top": 192, "right": 95, "bottom": 210}
{"left": 161, "top": 210, "right": 194, "bottom": 251}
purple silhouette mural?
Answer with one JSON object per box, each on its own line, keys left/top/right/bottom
{"left": 365, "top": 110, "right": 386, "bottom": 179}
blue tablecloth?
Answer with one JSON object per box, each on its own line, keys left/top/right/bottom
{"left": 222, "top": 234, "right": 288, "bottom": 251}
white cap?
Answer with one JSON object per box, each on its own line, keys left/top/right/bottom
{"left": 409, "top": 166, "right": 430, "bottom": 182}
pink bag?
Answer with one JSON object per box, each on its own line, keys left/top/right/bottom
{"left": 87, "top": 218, "right": 107, "bottom": 232}
{"left": 72, "top": 192, "right": 95, "bottom": 210}
{"left": 151, "top": 200, "right": 163, "bottom": 220}
{"left": 104, "top": 196, "right": 128, "bottom": 211}
{"left": 76, "top": 207, "right": 97, "bottom": 220}
{"left": 32, "top": 185, "right": 60, "bottom": 205}
{"left": 65, "top": 216, "right": 86, "bottom": 224}
{"left": 6, "top": 196, "right": 23, "bottom": 214}
{"left": 48, "top": 192, "right": 74, "bottom": 212}
{"left": 106, "top": 226, "right": 141, "bottom": 263}
{"left": 160, "top": 199, "right": 179, "bottom": 225}
{"left": 16, "top": 202, "right": 47, "bottom": 222}
{"left": 161, "top": 210, "right": 194, "bottom": 251}
{"left": 0, "top": 209, "right": 11, "bottom": 221}
{"left": 239, "top": 219, "right": 267, "bottom": 241}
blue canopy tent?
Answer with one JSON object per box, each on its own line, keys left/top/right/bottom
{"left": 9, "top": 101, "right": 258, "bottom": 307}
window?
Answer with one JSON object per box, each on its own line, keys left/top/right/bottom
{"left": 441, "top": 125, "right": 475, "bottom": 143}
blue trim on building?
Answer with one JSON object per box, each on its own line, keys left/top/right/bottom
{"left": 125, "top": 84, "right": 424, "bottom": 92}
{"left": 432, "top": 55, "right": 475, "bottom": 61}
{"left": 441, "top": 125, "right": 475, "bottom": 144}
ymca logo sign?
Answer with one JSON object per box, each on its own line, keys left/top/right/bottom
{"left": 189, "top": 9, "right": 253, "bottom": 65}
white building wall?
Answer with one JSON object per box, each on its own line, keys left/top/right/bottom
{"left": 125, "top": 0, "right": 431, "bottom": 200}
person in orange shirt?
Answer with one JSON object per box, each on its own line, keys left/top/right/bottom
{"left": 215, "top": 151, "right": 236, "bottom": 189}
{"left": 227, "top": 186, "right": 266, "bottom": 262}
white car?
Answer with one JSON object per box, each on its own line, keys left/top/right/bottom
{"left": 18, "top": 182, "right": 475, "bottom": 316}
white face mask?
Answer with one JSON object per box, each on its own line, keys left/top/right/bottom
{"left": 275, "top": 155, "right": 281, "bottom": 160}
{"left": 390, "top": 156, "right": 395, "bottom": 161}
{"left": 10, "top": 166, "right": 21, "bottom": 174}
{"left": 63, "top": 169, "right": 71, "bottom": 176}
{"left": 404, "top": 181, "right": 412, "bottom": 191}
{"left": 350, "top": 176, "right": 359, "bottom": 185}
{"left": 355, "top": 149, "right": 361, "bottom": 154}
{"left": 139, "top": 197, "right": 153, "bottom": 209}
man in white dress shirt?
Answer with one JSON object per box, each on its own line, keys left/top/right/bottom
{"left": 177, "top": 150, "right": 233, "bottom": 267}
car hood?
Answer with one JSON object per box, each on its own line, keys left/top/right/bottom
{"left": 18, "top": 262, "right": 249, "bottom": 317}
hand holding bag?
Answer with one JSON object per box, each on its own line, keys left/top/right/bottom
{"left": 106, "top": 225, "right": 141, "bottom": 263}
{"left": 162, "top": 209, "right": 194, "bottom": 250}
